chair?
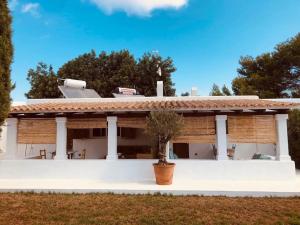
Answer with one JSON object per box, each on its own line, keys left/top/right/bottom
{"left": 80, "top": 149, "right": 86, "bottom": 159}
{"left": 40, "top": 149, "right": 46, "bottom": 159}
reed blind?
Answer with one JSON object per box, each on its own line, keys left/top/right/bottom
{"left": 67, "top": 118, "right": 107, "bottom": 129}
{"left": 17, "top": 119, "right": 56, "bottom": 144}
{"left": 228, "top": 115, "right": 276, "bottom": 143}
{"left": 117, "top": 117, "right": 146, "bottom": 129}
{"left": 173, "top": 116, "right": 216, "bottom": 143}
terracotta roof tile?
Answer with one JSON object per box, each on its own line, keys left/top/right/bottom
{"left": 9, "top": 99, "right": 299, "bottom": 114}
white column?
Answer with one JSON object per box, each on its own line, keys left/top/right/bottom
{"left": 275, "top": 114, "right": 291, "bottom": 161}
{"left": 106, "top": 116, "right": 118, "bottom": 160}
{"left": 54, "top": 117, "right": 67, "bottom": 160}
{"left": 216, "top": 115, "right": 228, "bottom": 160}
{"left": 5, "top": 118, "right": 18, "bottom": 159}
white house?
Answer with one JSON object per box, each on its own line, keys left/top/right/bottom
{"left": 0, "top": 90, "right": 298, "bottom": 183}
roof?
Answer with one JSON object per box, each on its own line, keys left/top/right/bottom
{"left": 10, "top": 97, "right": 299, "bottom": 114}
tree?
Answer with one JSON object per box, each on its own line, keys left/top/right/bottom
{"left": 25, "top": 50, "right": 177, "bottom": 98}
{"left": 232, "top": 33, "right": 300, "bottom": 98}
{"left": 210, "top": 84, "right": 223, "bottom": 96}
{"left": 58, "top": 50, "right": 137, "bottom": 97}
{"left": 145, "top": 111, "right": 183, "bottom": 164}
{"left": 0, "top": 0, "right": 13, "bottom": 127}
{"left": 210, "top": 84, "right": 233, "bottom": 96}
{"left": 25, "top": 62, "right": 60, "bottom": 98}
{"left": 222, "top": 85, "right": 232, "bottom": 96}
{"left": 136, "top": 53, "right": 176, "bottom": 96}
{"left": 181, "top": 92, "right": 190, "bottom": 96}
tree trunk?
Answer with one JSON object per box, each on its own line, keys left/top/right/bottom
{"left": 158, "top": 141, "right": 167, "bottom": 164}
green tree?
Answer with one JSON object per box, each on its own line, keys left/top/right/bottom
{"left": 58, "top": 50, "right": 137, "bottom": 97}
{"left": 222, "top": 85, "right": 232, "bottom": 96}
{"left": 25, "top": 62, "right": 60, "bottom": 98}
{"left": 28, "top": 50, "right": 177, "bottom": 98}
{"left": 136, "top": 53, "right": 176, "bottom": 96}
{"left": 210, "top": 84, "right": 223, "bottom": 96}
{"left": 181, "top": 92, "right": 190, "bottom": 96}
{"left": 0, "top": 0, "right": 13, "bottom": 127}
{"left": 232, "top": 33, "right": 300, "bottom": 98}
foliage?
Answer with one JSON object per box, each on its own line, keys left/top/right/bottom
{"left": 26, "top": 50, "right": 177, "bottom": 98}
{"left": 210, "top": 84, "right": 232, "bottom": 96}
{"left": 145, "top": 111, "right": 183, "bottom": 164}
{"left": 221, "top": 85, "right": 232, "bottom": 96}
{"left": 136, "top": 53, "right": 176, "bottom": 96}
{"left": 25, "top": 62, "right": 60, "bottom": 98}
{"left": 57, "top": 50, "right": 137, "bottom": 97}
{"left": 181, "top": 92, "right": 190, "bottom": 96}
{"left": 232, "top": 33, "right": 300, "bottom": 98}
{"left": 0, "top": 0, "right": 13, "bottom": 127}
{"left": 288, "top": 109, "right": 300, "bottom": 168}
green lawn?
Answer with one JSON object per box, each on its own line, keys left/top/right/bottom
{"left": 0, "top": 193, "right": 300, "bottom": 225}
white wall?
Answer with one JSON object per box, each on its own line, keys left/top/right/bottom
{"left": 189, "top": 144, "right": 215, "bottom": 159}
{"left": 9, "top": 140, "right": 277, "bottom": 160}
{"left": 16, "top": 144, "right": 56, "bottom": 159}
{"left": 179, "top": 143, "right": 275, "bottom": 160}
{"left": 0, "top": 160, "right": 295, "bottom": 182}
{"left": 0, "top": 124, "right": 7, "bottom": 153}
{"left": 232, "top": 143, "right": 275, "bottom": 160}
{"left": 73, "top": 139, "right": 107, "bottom": 159}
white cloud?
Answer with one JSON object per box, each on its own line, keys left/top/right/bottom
{"left": 21, "top": 2, "right": 40, "bottom": 17}
{"left": 88, "top": 0, "right": 188, "bottom": 16}
{"left": 8, "top": 0, "right": 19, "bottom": 11}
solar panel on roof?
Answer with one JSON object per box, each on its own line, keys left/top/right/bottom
{"left": 58, "top": 86, "right": 101, "bottom": 98}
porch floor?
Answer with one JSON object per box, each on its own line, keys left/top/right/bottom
{"left": 0, "top": 170, "right": 299, "bottom": 197}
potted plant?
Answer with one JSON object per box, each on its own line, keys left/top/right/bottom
{"left": 145, "top": 111, "right": 183, "bottom": 185}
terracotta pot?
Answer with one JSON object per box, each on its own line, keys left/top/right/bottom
{"left": 153, "top": 163, "right": 175, "bottom": 185}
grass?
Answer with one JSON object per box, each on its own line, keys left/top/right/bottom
{"left": 0, "top": 193, "right": 300, "bottom": 225}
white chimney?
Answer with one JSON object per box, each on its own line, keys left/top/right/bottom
{"left": 191, "top": 87, "right": 198, "bottom": 96}
{"left": 157, "top": 81, "right": 163, "bottom": 97}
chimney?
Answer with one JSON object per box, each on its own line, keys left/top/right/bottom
{"left": 191, "top": 87, "right": 198, "bottom": 96}
{"left": 157, "top": 81, "right": 163, "bottom": 97}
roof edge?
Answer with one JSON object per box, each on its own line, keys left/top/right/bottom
{"left": 26, "top": 95, "right": 259, "bottom": 105}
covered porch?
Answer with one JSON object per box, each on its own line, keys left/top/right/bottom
{"left": 4, "top": 113, "right": 292, "bottom": 162}
{"left": 1, "top": 96, "right": 297, "bottom": 183}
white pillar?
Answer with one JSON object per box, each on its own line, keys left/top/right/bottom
{"left": 54, "top": 117, "right": 67, "bottom": 160}
{"left": 275, "top": 114, "right": 291, "bottom": 161}
{"left": 107, "top": 116, "right": 118, "bottom": 160}
{"left": 216, "top": 115, "right": 228, "bottom": 160}
{"left": 5, "top": 118, "right": 18, "bottom": 159}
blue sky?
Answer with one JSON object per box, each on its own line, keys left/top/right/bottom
{"left": 9, "top": 0, "right": 300, "bottom": 101}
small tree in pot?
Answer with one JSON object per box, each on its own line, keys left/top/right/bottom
{"left": 146, "top": 111, "right": 183, "bottom": 185}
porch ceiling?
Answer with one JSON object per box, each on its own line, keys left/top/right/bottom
{"left": 9, "top": 99, "right": 298, "bottom": 116}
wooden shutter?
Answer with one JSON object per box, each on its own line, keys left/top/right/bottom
{"left": 173, "top": 116, "right": 216, "bottom": 143}
{"left": 228, "top": 115, "right": 276, "bottom": 143}
{"left": 18, "top": 119, "right": 56, "bottom": 144}
{"left": 67, "top": 118, "right": 107, "bottom": 129}
{"left": 117, "top": 117, "right": 146, "bottom": 129}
